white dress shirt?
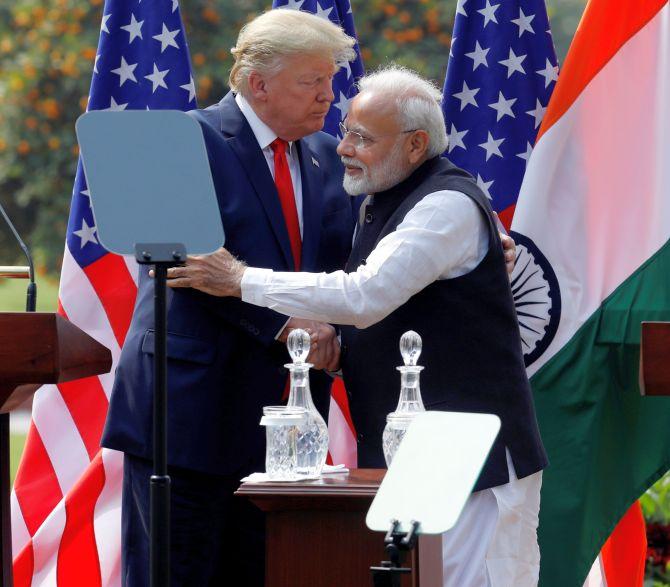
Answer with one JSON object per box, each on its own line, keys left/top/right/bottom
{"left": 241, "top": 190, "right": 489, "bottom": 329}
{"left": 235, "top": 93, "right": 304, "bottom": 236}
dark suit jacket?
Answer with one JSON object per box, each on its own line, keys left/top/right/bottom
{"left": 101, "top": 93, "right": 355, "bottom": 475}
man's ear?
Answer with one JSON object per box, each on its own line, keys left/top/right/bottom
{"left": 247, "top": 70, "right": 268, "bottom": 102}
{"left": 407, "top": 130, "right": 430, "bottom": 164}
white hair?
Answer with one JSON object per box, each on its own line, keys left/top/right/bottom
{"left": 357, "top": 65, "right": 449, "bottom": 158}
{"left": 229, "top": 10, "right": 356, "bottom": 96}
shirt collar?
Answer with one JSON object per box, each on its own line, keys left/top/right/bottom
{"left": 235, "top": 93, "right": 295, "bottom": 155}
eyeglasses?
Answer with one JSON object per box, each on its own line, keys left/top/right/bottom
{"left": 338, "top": 121, "right": 417, "bottom": 149}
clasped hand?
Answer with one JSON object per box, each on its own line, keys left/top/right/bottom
{"left": 278, "top": 318, "right": 340, "bottom": 372}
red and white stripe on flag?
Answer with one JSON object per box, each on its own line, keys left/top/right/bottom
{"left": 11, "top": 248, "right": 137, "bottom": 586}
{"left": 327, "top": 378, "right": 357, "bottom": 468}
{"left": 11, "top": 0, "right": 196, "bottom": 581}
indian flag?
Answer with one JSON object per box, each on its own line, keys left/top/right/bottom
{"left": 510, "top": 0, "right": 670, "bottom": 585}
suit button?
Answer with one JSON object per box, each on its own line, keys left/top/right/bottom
{"left": 358, "top": 433, "right": 364, "bottom": 441}
{"left": 365, "top": 212, "right": 374, "bottom": 224}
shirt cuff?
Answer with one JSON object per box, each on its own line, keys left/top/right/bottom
{"left": 274, "top": 317, "right": 293, "bottom": 341}
{"left": 240, "top": 267, "right": 274, "bottom": 306}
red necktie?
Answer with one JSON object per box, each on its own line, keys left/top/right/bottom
{"left": 270, "top": 138, "right": 301, "bottom": 270}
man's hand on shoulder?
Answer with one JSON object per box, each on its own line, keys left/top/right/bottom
{"left": 278, "top": 317, "right": 341, "bottom": 372}
{"left": 500, "top": 233, "right": 516, "bottom": 275}
{"left": 165, "top": 247, "right": 246, "bottom": 297}
{"left": 492, "top": 211, "right": 516, "bottom": 275}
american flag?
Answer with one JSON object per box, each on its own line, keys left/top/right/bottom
{"left": 272, "top": 0, "right": 365, "bottom": 468}
{"left": 442, "top": 0, "right": 558, "bottom": 229}
{"left": 11, "top": 0, "right": 195, "bottom": 584}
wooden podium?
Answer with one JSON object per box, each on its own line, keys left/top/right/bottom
{"left": 640, "top": 322, "right": 670, "bottom": 396}
{"left": 236, "top": 469, "right": 419, "bottom": 587}
{"left": 0, "top": 312, "right": 112, "bottom": 586}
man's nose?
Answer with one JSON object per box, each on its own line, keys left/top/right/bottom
{"left": 337, "top": 138, "right": 355, "bottom": 157}
{"left": 319, "top": 80, "right": 335, "bottom": 103}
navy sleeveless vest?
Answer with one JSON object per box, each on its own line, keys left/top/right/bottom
{"left": 340, "top": 157, "right": 547, "bottom": 491}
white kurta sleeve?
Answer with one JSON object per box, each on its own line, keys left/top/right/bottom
{"left": 241, "top": 190, "right": 489, "bottom": 328}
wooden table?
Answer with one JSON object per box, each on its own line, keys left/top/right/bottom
{"left": 236, "top": 469, "right": 419, "bottom": 587}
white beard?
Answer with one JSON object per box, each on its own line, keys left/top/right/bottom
{"left": 341, "top": 140, "right": 410, "bottom": 196}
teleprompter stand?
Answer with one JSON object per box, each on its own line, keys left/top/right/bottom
{"left": 135, "top": 242, "right": 187, "bottom": 587}
{"left": 366, "top": 412, "right": 502, "bottom": 586}
{"left": 76, "top": 110, "right": 224, "bottom": 587}
{"left": 370, "top": 519, "right": 420, "bottom": 587}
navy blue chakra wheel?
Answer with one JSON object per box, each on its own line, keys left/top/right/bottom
{"left": 509, "top": 231, "right": 561, "bottom": 368}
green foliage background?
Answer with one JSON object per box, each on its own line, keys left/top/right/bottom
{"left": 0, "top": 0, "right": 583, "bottom": 273}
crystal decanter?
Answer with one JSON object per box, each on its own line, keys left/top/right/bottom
{"left": 382, "top": 330, "right": 426, "bottom": 466}
{"left": 285, "top": 329, "right": 329, "bottom": 476}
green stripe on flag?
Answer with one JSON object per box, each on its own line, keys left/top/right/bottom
{"left": 534, "top": 238, "right": 670, "bottom": 587}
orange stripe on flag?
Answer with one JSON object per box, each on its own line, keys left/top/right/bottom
{"left": 13, "top": 425, "right": 63, "bottom": 536}
{"left": 600, "top": 501, "right": 647, "bottom": 587}
{"left": 57, "top": 452, "right": 106, "bottom": 587}
{"left": 538, "top": 0, "right": 667, "bottom": 142}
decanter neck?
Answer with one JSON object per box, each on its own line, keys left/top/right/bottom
{"left": 285, "top": 363, "right": 316, "bottom": 410}
{"left": 395, "top": 365, "right": 425, "bottom": 413}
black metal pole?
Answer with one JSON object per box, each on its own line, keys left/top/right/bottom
{"left": 150, "top": 264, "right": 170, "bottom": 587}
{"left": 26, "top": 282, "right": 36, "bottom": 313}
{"left": 0, "top": 201, "right": 36, "bottom": 315}
{"left": 370, "top": 521, "right": 418, "bottom": 587}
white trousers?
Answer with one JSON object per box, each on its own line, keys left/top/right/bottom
{"left": 421, "top": 452, "right": 543, "bottom": 587}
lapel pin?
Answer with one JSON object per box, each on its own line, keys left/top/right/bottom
{"left": 311, "top": 157, "right": 320, "bottom": 168}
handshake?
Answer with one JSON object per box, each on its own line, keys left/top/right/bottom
{"left": 277, "top": 317, "right": 341, "bottom": 372}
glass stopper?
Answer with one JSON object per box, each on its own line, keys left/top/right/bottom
{"left": 399, "top": 330, "right": 422, "bottom": 366}
{"left": 287, "top": 328, "right": 311, "bottom": 363}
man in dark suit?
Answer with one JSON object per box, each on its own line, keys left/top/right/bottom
{"left": 101, "top": 10, "right": 357, "bottom": 586}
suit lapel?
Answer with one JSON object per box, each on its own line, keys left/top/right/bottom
{"left": 296, "top": 140, "right": 324, "bottom": 271}
{"left": 217, "top": 93, "right": 295, "bottom": 270}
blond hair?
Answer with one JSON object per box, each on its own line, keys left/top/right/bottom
{"left": 229, "top": 9, "right": 356, "bottom": 96}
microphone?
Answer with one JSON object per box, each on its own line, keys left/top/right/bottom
{"left": 0, "top": 201, "right": 36, "bottom": 312}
